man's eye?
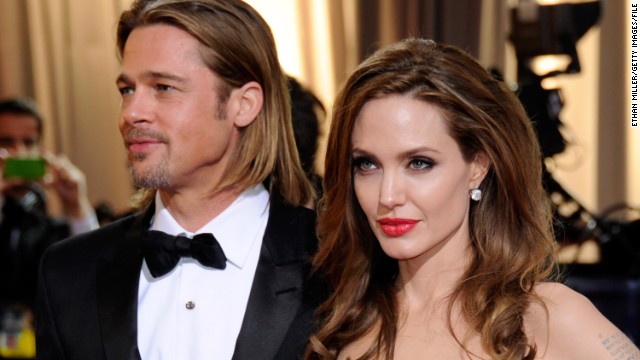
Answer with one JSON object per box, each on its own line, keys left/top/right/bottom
{"left": 156, "top": 84, "right": 175, "bottom": 92}
{"left": 118, "top": 86, "right": 133, "bottom": 96}
{"left": 24, "top": 140, "right": 37, "bottom": 148}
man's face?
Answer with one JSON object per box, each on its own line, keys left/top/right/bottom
{"left": 0, "top": 113, "right": 40, "bottom": 156}
{"left": 117, "top": 24, "right": 240, "bottom": 191}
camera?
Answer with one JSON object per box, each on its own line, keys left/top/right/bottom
{"left": 3, "top": 157, "right": 46, "bottom": 180}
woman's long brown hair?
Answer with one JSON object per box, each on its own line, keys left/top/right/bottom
{"left": 307, "top": 39, "right": 557, "bottom": 359}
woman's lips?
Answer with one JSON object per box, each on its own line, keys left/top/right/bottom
{"left": 377, "top": 218, "right": 419, "bottom": 237}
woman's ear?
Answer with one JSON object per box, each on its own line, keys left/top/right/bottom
{"left": 469, "top": 152, "right": 490, "bottom": 188}
{"left": 230, "top": 81, "right": 263, "bottom": 128}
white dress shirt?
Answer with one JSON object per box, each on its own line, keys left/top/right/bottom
{"left": 137, "top": 184, "right": 270, "bottom": 360}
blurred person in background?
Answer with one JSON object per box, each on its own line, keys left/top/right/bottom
{"left": 0, "top": 97, "right": 98, "bottom": 359}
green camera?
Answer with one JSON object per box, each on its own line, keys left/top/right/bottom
{"left": 3, "top": 157, "right": 46, "bottom": 180}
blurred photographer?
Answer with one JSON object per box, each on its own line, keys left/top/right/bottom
{"left": 0, "top": 97, "right": 98, "bottom": 359}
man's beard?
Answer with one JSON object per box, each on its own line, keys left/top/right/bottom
{"left": 124, "top": 128, "right": 171, "bottom": 189}
{"left": 129, "top": 152, "right": 170, "bottom": 189}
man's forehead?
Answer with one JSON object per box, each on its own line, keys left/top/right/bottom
{"left": 115, "top": 25, "right": 228, "bottom": 96}
{"left": 122, "top": 25, "right": 203, "bottom": 63}
{"left": 0, "top": 113, "right": 39, "bottom": 125}
{"left": 0, "top": 114, "right": 39, "bottom": 132}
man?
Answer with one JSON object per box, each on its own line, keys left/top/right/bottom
{"left": 36, "top": 1, "right": 320, "bottom": 359}
{"left": 0, "top": 98, "right": 98, "bottom": 359}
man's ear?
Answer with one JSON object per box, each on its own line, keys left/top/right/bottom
{"left": 230, "top": 81, "right": 263, "bottom": 128}
{"left": 469, "top": 152, "right": 490, "bottom": 189}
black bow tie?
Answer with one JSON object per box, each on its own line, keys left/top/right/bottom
{"left": 141, "top": 230, "right": 227, "bottom": 278}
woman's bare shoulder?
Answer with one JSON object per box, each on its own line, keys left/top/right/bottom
{"left": 338, "top": 331, "right": 375, "bottom": 360}
{"left": 526, "top": 282, "right": 640, "bottom": 360}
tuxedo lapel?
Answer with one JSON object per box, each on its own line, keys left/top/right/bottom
{"left": 232, "top": 198, "right": 316, "bottom": 360}
{"left": 96, "top": 206, "right": 152, "bottom": 360}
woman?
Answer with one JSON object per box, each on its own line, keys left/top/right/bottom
{"left": 306, "top": 38, "right": 639, "bottom": 359}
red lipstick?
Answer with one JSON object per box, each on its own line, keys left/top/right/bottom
{"left": 377, "top": 218, "right": 419, "bottom": 237}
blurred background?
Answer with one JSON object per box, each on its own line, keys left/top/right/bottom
{"left": 0, "top": 0, "right": 638, "bottom": 342}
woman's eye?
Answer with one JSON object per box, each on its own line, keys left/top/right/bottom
{"left": 409, "top": 158, "right": 433, "bottom": 170}
{"left": 353, "top": 158, "right": 377, "bottom": 171}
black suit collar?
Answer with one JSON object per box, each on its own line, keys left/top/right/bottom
{"left": 232, "top": 197, "right": 316, "bottom": 360}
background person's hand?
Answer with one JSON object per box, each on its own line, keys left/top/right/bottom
{"left": 43, "top": 152, "right": 93, "bottom": 219}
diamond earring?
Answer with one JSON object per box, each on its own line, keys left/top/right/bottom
{"left": 470, "top": 186, "right": 482, "bottom": 202}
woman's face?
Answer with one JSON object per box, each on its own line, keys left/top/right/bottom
{"left": 351, "top": 95, "right": 486, "bottom": 262}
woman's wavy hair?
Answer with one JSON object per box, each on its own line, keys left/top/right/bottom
{"left": 117, "top": 0, "right": 314, "bottom": 208}
{"left": 307, "top": 38, "right": 557, "bottom": 359}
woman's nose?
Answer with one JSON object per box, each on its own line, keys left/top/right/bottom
{"left": 378, "top": 170, "right": 406, "bottom": 209}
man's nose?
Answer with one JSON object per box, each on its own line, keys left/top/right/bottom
{"left": 120, "top": 90, "right": 154, "bottom": 127}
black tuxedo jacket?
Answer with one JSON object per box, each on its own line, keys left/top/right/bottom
{"left": 35, "top": 197, "right": 321, "bottom": 360}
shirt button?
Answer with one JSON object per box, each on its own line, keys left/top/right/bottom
{"left": 185, "top": 301, "right": 195, "bottom": 310}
